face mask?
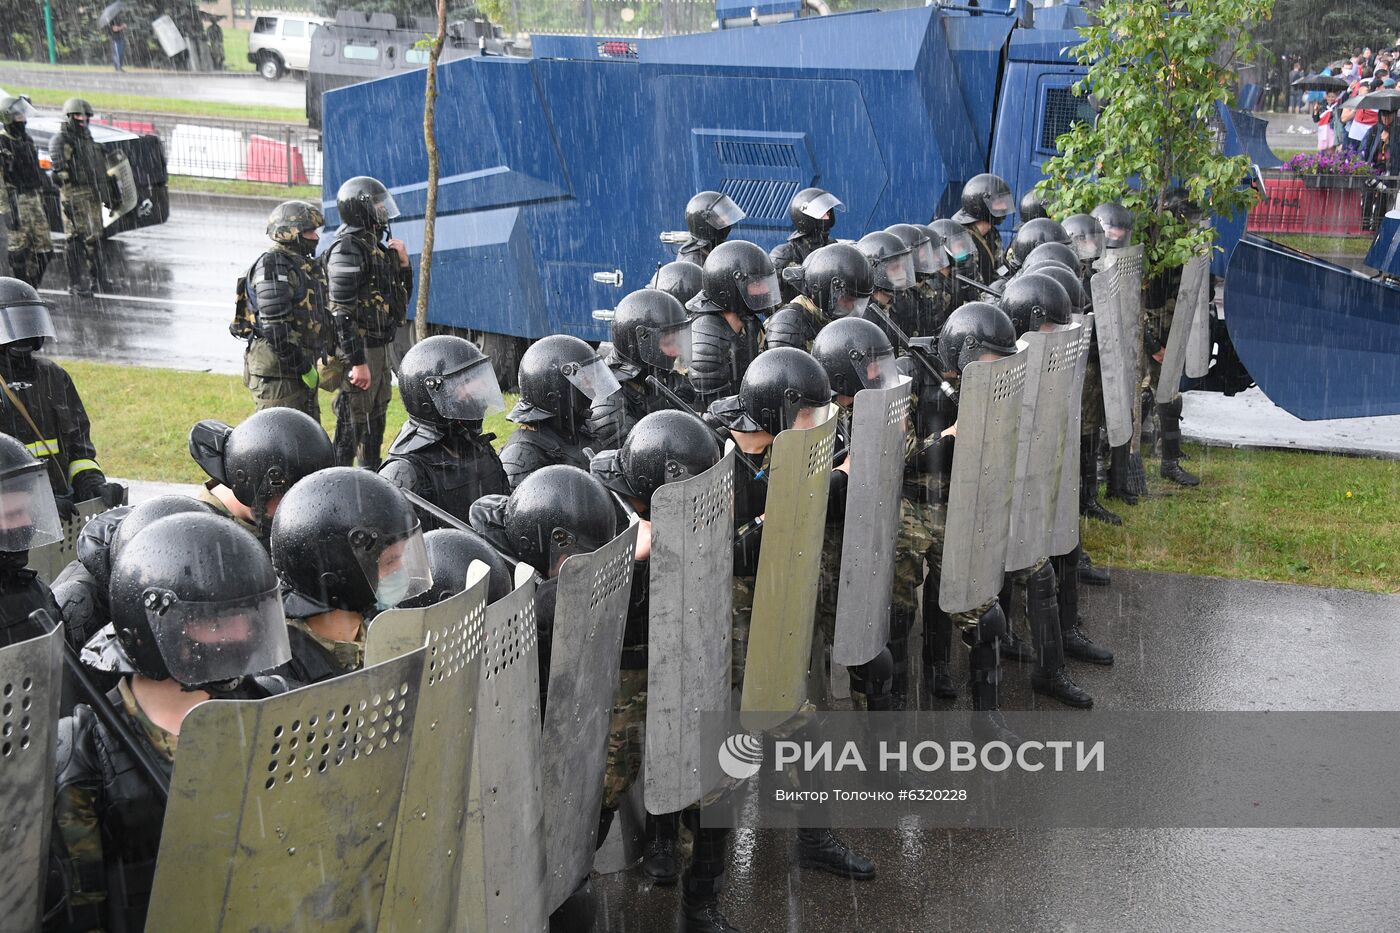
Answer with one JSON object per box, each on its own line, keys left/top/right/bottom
{"left": 375, "top": 568, "right": 411, "bottom": 610}
{"left": 0, "top": 550, "right": 28, "bottom": 573}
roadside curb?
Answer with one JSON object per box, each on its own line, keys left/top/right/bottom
{"left": 169, "top": 188, "right": 302, "bottom": 210}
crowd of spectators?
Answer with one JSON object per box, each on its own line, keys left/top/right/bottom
{"left": 1301, "top": 42, "right": 1400, "bottom": 177}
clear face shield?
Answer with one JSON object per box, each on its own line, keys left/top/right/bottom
{"left": 738, "top": 269, "right": 782, "bottom": 312}
{"left": 827, "top": 279, "right": 871, "bottom": 318}
{"left": 372, "top": 191, "right": 401, "bottom": 225}
{"left": 800, "top": 191, "right": 845, "bottom": 231}
{"left": 909, "top": 238, "right": 945, "bottom": 277}
{"left": 636, "top": 319, "right": 693, "bottom": 374}
{"left": 350, "top": 523, "right": 433, "bottom": 610}
{"left": 144, "top": 585, "right": 291, "bottom": 685}
{"left": 422, "top": 356, "right": 506, "bottom": 422}
{"left": 984, "top": 191, "right": 1015, "bottom": 220}
{"left": 0, "top": 301, "right": 56, "bottom": 345}
{"left": 706, "top": 194, "right": 746, "bottom": 231}
{"left": 561, "top": 354, "right": 623, "bottom": 404}
{"left": 943, "top": 231, "right": 976, "bottom": 264}
{"left": 879, "top": 250, "right": 916, "bottom": 291}
{"left": 5, "top": 97, "right": 36, "bottom": 124}
{"left": 854, "top": 347, "right": 900, "bottom": 390}
{"left": 0, "top": 466, "right": 63, "bottom": 552}
{"left": 787, "top": 403, "right": 831, "bottom": 433}
{"left": 1102, "top": 224, "right": 1131, "bottom": 249}
{"left": 1071, "top": 228, "right": 1106, "bottom": 262}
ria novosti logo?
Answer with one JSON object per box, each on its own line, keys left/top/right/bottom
{"left": 718, "top": 733, "right": 764, "bottom": 780}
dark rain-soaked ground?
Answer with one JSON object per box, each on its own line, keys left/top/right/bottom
{"left": 593, "top": 571, "right": 1400, "bottom": 932}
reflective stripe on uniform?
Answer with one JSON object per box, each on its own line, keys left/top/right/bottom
{"left": 24, "top": 438, "right": 59, "bottom": 457}
{"left": 67, "top": 458, "right": 101, "bottom": 481}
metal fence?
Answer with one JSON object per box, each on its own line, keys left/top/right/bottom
{"left": 94, "top": 111, "right": 322, "bottom": 187}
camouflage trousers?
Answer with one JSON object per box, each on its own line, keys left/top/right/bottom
{"left": 10, "top": 191, "right": 52, "bottom": 253}
{"left": 1081, "top": 351, "right": 1105, "bottom": 437}
{"left": 60, "top": 185, "right": 103, "bottom": 248}
{"left": 333, "top": 343, "right": 392, "bottom": 468}
{"left": 244, "top": 347, "right": 322, "bottom": 421}
{"left": 601, "top": 666, "right": 648, "bottom": 810}
{"left": 892, "top": 497, "right": 996, "bottom": 630}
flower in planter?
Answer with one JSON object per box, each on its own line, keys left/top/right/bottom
{"left": 1284, "top": 151, "right": 1377, "bottom": 176}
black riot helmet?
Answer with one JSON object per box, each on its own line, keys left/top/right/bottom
{"left": 931, "top": 219, "right": 977, "bottom": 266}
{"left": 591, "top": 410, "right": 721, "bottom": 510}
{"left": 106, "top": 513, "right": 291, "bottom": 687}
{"left": 811, "top": 317, "right": 900, "bottom": 400}
{"left": 684, "top": 191, "right": 746, "bottom": 244}
{"left": 271, "top": 467, "right": 432, "bottom": 614}
{"left": 1000, "top": 273, "right": 1073, "bottom": 336}
{"left": 335, "top": 175, "right": 399, "bottom": 231}
{"left": 610, "top": 288, "right": 692, "bottom": 376}
{"left": 886, "top": 223, "right": 948, "bottom": 278}
{"left": 1005, "top": 218, "right": 1072, "bottom": 272}
{"left": 188, "top": 409, "right": 335, "bottom": 532}
{"left": 0, "top": 277, "right": 56, "bottom": 355}
{"left": 1021, "top": 242, "right": 1081, "bottom": 275}
{"left": 109, "top": 495, "right": 217, "bottom": 565}
{"left": 0, "top": 432, "right": 62, "bottom": 555}
{"left": 510, "top": 334, "right": 621, "bottom": 434}
{"left": 855, "top": 232, "right": 916, "bottom": 293}
{"left": 648, "top": 260, "right": 703, "bottom": 306}
{"left": 732, "top": 348, "right": 833, "bottom": 436}
{"left": 937, "top": 302, "right": 1019, "bottom": 375}
{"left": 504, "top": 464, "right": 617, "bottom": 578}
{"left": 797, "top": 243, "right": 874, "bottom": 318}
{"left": 0, "top": 95, "right": 35, "bottom": 129}
{"left": 75, "top": 505, "right": 131, "bottom": 595}
{"left": 789, "top": 187, "right": 843, "bottom": 237}
{"left": 62, "top": 97, "right": 93, "bottom": 119}
{"left": 701, "top": 240, "right": 781, "bottom": 315}
{"left": 1019, "top": 189, "right": 1049, "bottom": 223}
{"left": 397, "top": 335, "right": 505, "bottom": 427}
{"left": 952, "top": 173, "right": 1015, "bottom": 224}
{"left": 1029, "top": 262, "right": 1088, "bottom": 313}
{"left": 1062, "top": 213, "right": 1107, "bottom": 264}
{"left": 401, "top": 528, "right": 515, "bottom": 608}
{"left": 1091, "top": 201, "right": 1134, "bottom": 249}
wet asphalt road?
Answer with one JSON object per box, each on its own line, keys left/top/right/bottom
{"left": 593, "top": 571, "right": 1400, "bottom": 932}
{"left": 0, "top": 65, "right": 306, "bottom": 111}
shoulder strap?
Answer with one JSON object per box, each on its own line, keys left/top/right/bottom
{"left": 0, "top": 378, "right": 68, "bottom": 492}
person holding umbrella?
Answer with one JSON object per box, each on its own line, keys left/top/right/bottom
{"left": 99, "top": 3, "right": 127, "bottom": 72}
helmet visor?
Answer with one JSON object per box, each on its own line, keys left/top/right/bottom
{"left": 739, "top": 270, "right": 782, "bottom": 312}
{"left": 910, "top": 238, "right": 945, "bottom": 276}
{"left": 1070, "top": 229, "right": 1106, "bottom": 262}
{"left": 5, "top": 97, "right": 37, "bottom": 122}
{"left": 424, "top": 356, "right": 506, "bottom": 421}
{"left": 0, "top": 302, "right": 55, "bottom": 345}
{"left": 799, "top": 191, "right": 844, "bottom": 220}
{"left": 144, "top": 585, "right": 291, "bottom": 685}
{"left": 562, "top": 354, "right": 623, "bottom": 403}
{"left": 943, "top": 231, "right": 976, "bottom": 263}
{"left": 855, "top": 348, "right": 900, "bottom": 390}
{"left": 0, "top": 466, "right": 62, "bottom": 552}
{"left": 831, "top": 291, "right": 871, "bottom": 319}
{"left": 1102, "top": 224, "right": 1131, "bottom": 249}
{"left": 984, "top": 191, "right": 1015, "bottom": 220}
{"left": 636, "top": 319, "right": 693, "bottom": 374}
{"left": 707, "top": 194, "right": 746, "bottom": 230}
{"left": 353, "top": 523, "right": 433, "bottom": 610}
{"left": 879, "top": 251, "right": 916, "bottom": 291}
{"left": 373, "top": 191, "right": 401, "bottom": 224}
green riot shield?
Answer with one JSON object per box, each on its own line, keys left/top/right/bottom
{"left": 146, "top": 648, "right": 427, "bottom": 931}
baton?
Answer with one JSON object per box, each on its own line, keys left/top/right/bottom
{"left": 954, "top": 272, "right": 1001, "bottom": 298}
{"left": 861, "top": 303, "right": 958, "bottom": 403}
{"left": 34, "top": 610, "right": 170, "bottom": 802}
{"left": 643, "top": 375, "right": 768, "bottom": 482}
{"left": 398, "top": 488, "right": 519, "bottom": 571}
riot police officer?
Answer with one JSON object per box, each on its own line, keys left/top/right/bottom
{"left": 49, "top": 512, "right": 292, "bottom": 933}
{"left": 0, "top": 95, "right": 53, "bottom": 287}
{"left": 325, "top": 175, "right": 412, "bottom": 469}
{"left": 1144, "top": 189, "right": 1203, "bottom": 488}
{"left": 677, "top": 190, "right": 746, "bottom": 266}
{"left": 770, "top": 187, "right": 842, "bottom": 300}
{"left": 887, "top": 223, "right": 956, "bottom": 337}
{"left": 1063, "top": 213, "right": 1107, "bottom": 276}
{"left": 1092, "top": 201, "right": 1134, "bottom": 250}
{"left": 587, "top": 288, "right": 694, "bottom": 448}
{"left": 379, "top": 334, "right": 509, "bottom": 527}
{"left": 764, "top": 243, "right": 873, "bottom": 352}
{"left": 854, "top": 231, "right": 916, "bottom": 345}
{"left": 237, "top": 200, "right": 333, "bottom": 419}
{"left": 270, "top": 467, "right": 432, "bottom": 684}
{"left": 500, "top": 334, "right": 620, "bottom": 489}
{"left": 951, "top": 173, "right": 1015, "bottom": 283}
{"left": 0, "top": 279, "right": 124, "bottom": 515}
{"left": 1004, "top": 217, "right": 1073, "bottom": 276}
{"left": 1019, "top": 189, "right": 1049, "bottom": 224}
{"left": 188, "top": 407, "right": 335, "bottom": 539}
{"left": 400, "top": 526, "right": 514, "bottom": 608}
{"left": 50, "top": 98, "right": 115, "bottom": 298}
{"left": 0, "top": 432, "right": 62, "bottom": 647}
{"left": 686, "top": 240, "right": 776, "bottom": 406}
{"left": 930, "top": 218, "right": 981, "bottom": 304}
{"left": 648, "top": 259, "right": 703, "bottom": 306}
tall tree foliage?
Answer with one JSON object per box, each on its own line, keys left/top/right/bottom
{"left": 1255, "top": 0, "right": 1400, "bottom": 72}
{"left": 1037, "top": 0, "right": 1273, "bottom": 278}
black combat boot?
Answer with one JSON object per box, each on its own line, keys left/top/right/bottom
{"left": 1080, "top": 435, "right": 1121, "bottom": 525}
{"left": 1158, "top": 398, "right": 1200, "bottom": 486}
{"left": 1053, "top": 547, "right": 1115, "bottom": 665}
{"left": 886, "top": 606, "right": 915, "bottom": 710}
{"left": 1105, "top": 443, "right": 1139, "bottom": 505}
{"left": 995, "top": 580, "right": 1035, "bottom": 663}
{"left": 968, "top": 606, "right": 1020, "bottom": 747}
{"left": 682, "top": 824, "right": 740, "bottom": 933}
{"left": 643, "top": 811, "right": 680, "bottom": 885}
{"left": 849, "top": 647, "right": 895, "bottom": 712}
{"left": 1077, "top": 549, "right": 1110, "bottom": 587}
{"left": 65, "top": 238, "right": 92, "bottom": 298}
{"left": 920, "top": 575, "right": 957, "bottom": 699}
{"left": 796, "top": 828, "right": 877, "bottom": 880}
{"left": 1025, "top": 563, "right": 1092, "bottom": 709}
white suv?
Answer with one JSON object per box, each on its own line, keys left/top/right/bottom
{"left": 247, "top": 14, "right": 327, "bottom": 81}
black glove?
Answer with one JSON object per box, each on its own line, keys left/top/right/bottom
{"left": 54, "top": 491, "right": 78, "bottom": 522}
{"left": 73, "top": 471, "right": 126, "bottom": 508}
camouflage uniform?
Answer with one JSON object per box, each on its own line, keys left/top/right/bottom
{"left": 51, "top": 119, "right": 112, "bottom": 291}
{"left": 964, "top": 223, "right": 1004, "bottom": 285}
{"left": 602, "top": 667, "right": 649, "bottom": 810}
{"left": 240, "top": 241, "right": 333, "bottom": 420}
{"left": 0, "top": 120, "right": 54, "bottom": 286}
{"left": 280, "top": 615, "right": 365, "bottom": 685}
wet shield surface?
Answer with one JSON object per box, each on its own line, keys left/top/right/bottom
{"left": 1005, "top": 324, "right": 1082, "bottom": 572}
{"left": 834, "top": 379, "right": 912, "bottom": 666}
{"left": 940, "top": 349, "right": 1027, "bottom": 614}
{"left": 460, "top": 564, "right": 548, "bottom": 932}
{"left": 1186, "top": 276, "right": 1212, "bottom": 380}
{"left": 645, "top": 452, "right": 735, "bottom": 815}
{"left": 1050, "top": 315, "right": 1094, "bottom": 557}
{"left": 147, "top": 648, "right": 427, "bottom": 931}
{"left": 740, "top": 407, "right": 838, "bottom": 731}
{"left": 1157, "top": 253, "right": 1210, "bottom": 404}
{"left": 365, "top": 565, "right": 490, "bottom": 933}
{"left": 26, "top": 497, "right": 112, "bottom": 585}
{"left": 1089, "top": 266, "right": 1134, "bottom": 447}
{"left": 541, "top": 524, "right": 638, "bottom": 911}
{"left": 0, "top": 625, "right": 62, "bottom": 931}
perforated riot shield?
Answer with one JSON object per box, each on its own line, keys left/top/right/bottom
{"left": 1185, "top": 273, "right": 1212, "bottom": 380}
{"left": 0, "top": 625, "right": 62, "bottom": 931}
{"left": 366, "top": 564, "right": 489, "bottom": 933}
{"left": 26, "top": 497, "right": 111, "bottom": 585}
{"left": 1104, "top": 244, "right": 1145, "bottom": 454}
{"left": 460, "top": 564, "right": 547, "bottom": 933}
{"left": 1005, "top": 324, "right": 1082, "bottom": 573}
{"left": 645, "top": 452, "right": 734, "bottom": 816}
{"left": 834, "top": 378, "right": 911, "bottom": 667}
{"left": 1089, "top": 266, "right": 1134, "bottom": 447}
{"left": 1157, "top": 253, "right": 1211, "bottom": 404}
{"left": 1050, "top": 315, "right": 1094, "bottom": 557}
{"left": 939, "top": 348, "right": 1027, "bottom": 614}
{"left": 147, "top": 648, "right": 427, "bottom": 931}
{"left": 541, "top": 524, "right": 638, "bottom": 912}
{"left": 740, "top": 407, "right": 837, "bottom": 731}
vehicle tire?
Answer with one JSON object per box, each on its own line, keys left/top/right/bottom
{"left": 259, "top": 53, "right": 285, "bottom": 81}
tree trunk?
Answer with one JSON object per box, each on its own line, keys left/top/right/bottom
{"left": 415, "top": 0, "right": 448, "bottom": 342}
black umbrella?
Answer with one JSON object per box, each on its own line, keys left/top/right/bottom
{"left": 1354, "top": 88, "right": 1400, "bottom": 111}
{"left": 97, "top": 0, "right": 125, "bottom": 28}
{"left": 1291, "top": 73, "right": 1350, "bottom": 91}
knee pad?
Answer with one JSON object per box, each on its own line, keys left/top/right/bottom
{"left": 976, "top": 602, "right": 1008, "bottom": 645}
{"left": 850, "top": 647, "right": 894, "bottom": 695}
{"left": 1028, "top": 561, "right": 1058, "bottom": 608}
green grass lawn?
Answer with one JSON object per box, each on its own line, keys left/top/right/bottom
{"left": 168, "top": 175, "right": 320, "bottom": 200}
{"left": 220, "top": 27, "right": 256, "bottom": 74}
{"left": 5, "top": 84, "right": 303, "bottom": 123}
